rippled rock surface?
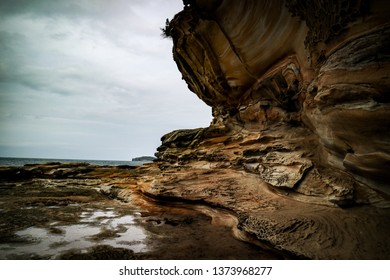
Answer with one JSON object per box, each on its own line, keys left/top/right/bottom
{"left": 150, "top": 0, "right": 390, "bottom": 259}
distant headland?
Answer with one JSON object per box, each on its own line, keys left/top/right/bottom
{"left": 131, "top": 156, "right": 156, "bottom": 162}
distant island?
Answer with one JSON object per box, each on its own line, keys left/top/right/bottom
{"left": 131, "top": 156, "right": 156, "bottom": 162}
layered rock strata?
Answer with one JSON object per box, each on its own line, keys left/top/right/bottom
{"left": 144, "top": 0, "right": 390, "bottom": 259}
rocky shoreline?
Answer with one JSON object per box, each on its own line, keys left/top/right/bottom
{"left": 0, "top": 162, "right": 284, "bottom": 260}
{"left": 1, "top": 160, "right": 389, "bottom": 259}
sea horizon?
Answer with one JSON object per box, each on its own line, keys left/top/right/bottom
{"left": 0, "top": 156, "right": 152, "bottom": 167}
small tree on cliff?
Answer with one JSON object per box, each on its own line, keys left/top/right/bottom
{"left": 160, "top": 18, "right": 172, "bottom": 39}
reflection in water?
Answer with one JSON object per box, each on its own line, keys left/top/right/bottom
{"left": 0, "top": 209, "right": 148, "bottom": 259}
{"left": 0, "top": 197, "right": 283, "bottom": 260}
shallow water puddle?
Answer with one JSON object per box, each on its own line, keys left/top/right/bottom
{"left": 0, "top": 208, "right": 148, "bottom": 259}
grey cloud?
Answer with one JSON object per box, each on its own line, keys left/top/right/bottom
{"left": 0, "top": 0, "right": 151, "bottom": 29}
{"left": 0, "top": 0, "right": 100, "bottom": 18}
{"left": 49, "top": 32, "right": 69, "bottom": 40}
{"left": 0, "top": 31, "right": 29, "bottom": 75}
{"left": 0, "top": 0, "right": 210, "bottom": 160}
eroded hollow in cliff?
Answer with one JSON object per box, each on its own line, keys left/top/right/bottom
{"left": 152, "top": 0, "right": 390, "bottom": 259}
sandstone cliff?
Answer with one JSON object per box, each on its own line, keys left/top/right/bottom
{"left": 142, "top": 0, "right": 390, "bottom": 259}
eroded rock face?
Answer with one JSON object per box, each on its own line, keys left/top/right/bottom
{"left": 304, "top": 25, "right": 390, "bottom": 194}
{"left": 146, "top": 0, "right": 390, "bottom": 258}
{"left": 161, "top": 0, "right": 390, "bottom": 198}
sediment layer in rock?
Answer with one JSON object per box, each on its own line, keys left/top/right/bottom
{"left": 148, "top": 0, "right": 390, "bottom": 259}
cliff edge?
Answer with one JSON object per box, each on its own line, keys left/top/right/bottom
{"left": 138, "top": 0, "right": 390, "bottom": 259}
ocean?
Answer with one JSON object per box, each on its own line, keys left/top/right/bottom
{"left": 0, "top": 157, "right": 149, "bottom": 167}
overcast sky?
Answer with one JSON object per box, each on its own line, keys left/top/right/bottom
{"left": 0, "top": 0, "right": 211, "bottom": 161}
